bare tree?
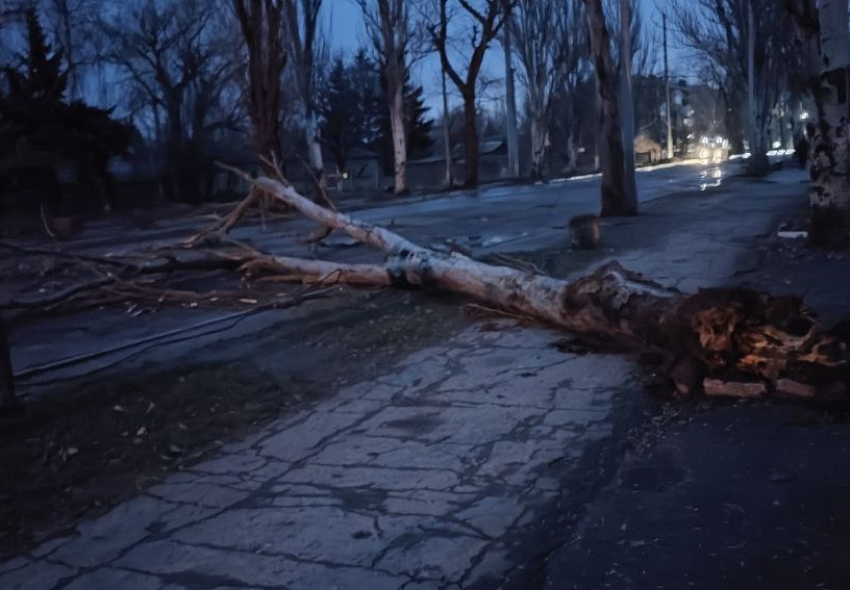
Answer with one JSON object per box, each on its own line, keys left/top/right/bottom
{"left": 511, "top": 0, "right": 557, "bottom": 178}
{"left": 103, "top": 0, "right": 243, "bottom": 202}
{"left": 45, "top": 0, "right": 81, "bottom": 99}
{"left": 428, "top": 0, "right": 512, "bottom": 188}
{"left": 357, "top": 0, "right": 414, "bottom": 195}
{"left": 35, "top": 0, "right": 110, "bottom": 102}
{"left": 673, "top": 0, "right": 793, "bottom": 168}
{"left": 583, "top": 0, "right": 636, "bottom": 216}
{"left": 554, "top": 3, "right": 593, "bottom": 174}
{"left": 512, "top": 0, "right": 590, "bottom": 178}
{"left": 232, "top": 0, "right": 286, "bottom": 167}
{"left": 284, "top": 0, "right": 326, "bottom": 184}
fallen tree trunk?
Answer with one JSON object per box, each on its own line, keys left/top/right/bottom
{"left": 233, "top": 171, "right": 848, "bottom": 401}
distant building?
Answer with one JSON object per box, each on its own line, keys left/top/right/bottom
{"left": 407, "top": 137, "right": 511, "bottom": 188}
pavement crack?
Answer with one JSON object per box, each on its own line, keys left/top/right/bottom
{"left": 169, "top": 538, "right": 400, "bottom": 577}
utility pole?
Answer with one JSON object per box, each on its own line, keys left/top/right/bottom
{"left": 441, "top": 68, "right": 454, "bottom": 188}
{"left": 502, "top": 0, "right": 519, "bottom": 178}
{"left": 619, "top": 0, "right": 637, "bottom": 202}
{"left": 663, "top": 12, "right": 674, "bottom": 160}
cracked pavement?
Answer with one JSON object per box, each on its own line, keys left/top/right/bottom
{"left": 0, "top": 168, "right": 811, "bottom": 589}
{"left": 2, "top": 327, "right": 637, "bottom": 590}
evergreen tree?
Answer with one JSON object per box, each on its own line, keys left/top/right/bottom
{"left": 319, "top": 51, "right": 381, "bottom": 173}
{"left": 318, "top": 51, "right": 433, "bottom": 177}
{"left": 320, "top": 57, "right": 360, "bottom": 171}
{"left": 3, "top": 9, "right": 68, "bottom": 111}
{"left": 403, "top": 81, "right": 434, "bottom": 160}
{"left": 0, "top": 9, "right": 133, "bottom": 215}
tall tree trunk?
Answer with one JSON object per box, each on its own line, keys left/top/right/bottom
{"left": 357, "top": 0, "right": 410, "bottom": 193}
{"left": 462, "top": 94, "right": 479, "bottom": 188}
{"left": 0, "top": 315, "right": 15, "bottom": 411}
{"left": 663, "top": 12, "right": 674, "bottom": 159}
{"left": 305, "top": 109, "right": 325, "bottom": 183}
{"left": 746, "top": 0, "right": 769, "bottom": 175}
{"left": 618, "top": 0, "right": 637, "bottom": 205}
{"left": 389, "top": 80, "right": 408, "bottom": 194}
{"left": 502, "top": 14, "right": 520, "bottom": 178}
{"left": 566, "top": 129, "right": 578, "bottom": 174}
{"left": 583, "top": 0, "right": 636, "bottom": 216}
{"left": 441, "top": 68, "right": 454, "bottom": 187}
{"left": 233, "top": 0, "right": 285, "bottom": 174}
{"left": 530, "top": 113, "right": 548, "bottom": 178}
{"left": 809, "top": 0, "right": 850, "bottom": 248}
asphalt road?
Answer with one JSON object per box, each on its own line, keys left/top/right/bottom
{"left": 236, "top": 161, "right": 723, "bottom": 263}
{"left": 11, "top": 161, "right": 724, "bottom": 263}
{"left": 4, "top": 161, "right": 736, "bottom": 386}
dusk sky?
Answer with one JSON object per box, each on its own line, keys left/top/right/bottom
{"left": 326, "top": 0, "right": 688, "bottom": 114}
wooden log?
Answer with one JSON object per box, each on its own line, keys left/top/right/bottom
{"left": 703, "top": 379, "right": 767, "bottom": 398}
{"left": 776, "top": 378, "right": 817, "bottom": 399}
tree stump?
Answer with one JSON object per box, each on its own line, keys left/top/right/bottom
{"left": 569, "top": 214, "right": 601, "bottom": 250}
{"left": 52, "top": 216, "right": 79, "bottom": 239}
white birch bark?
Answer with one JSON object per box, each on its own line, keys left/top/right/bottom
{"left": 807, "top": 0, "right": 850, "bottom": 247}
{"left": 389, "top": 80, "right": 408, "bottom": 193}
{"left": 305, "top": 109, "right": 324, "bottom": 177}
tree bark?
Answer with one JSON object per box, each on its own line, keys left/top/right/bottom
{"left": 239, "top": 171, "right": 848, "bottom": 400}
{"left": 583, "top": 0, "right": 636, "bottom": 216}
{"left": 462, "top": 93, "right": 480, "bottom": 188}
{"left": 0, "top": 315, "right": 15, "bottom": 411}
{"left": 441, "top": 68, "right": 454, "bottom": 187}
{"left": 358, "top": 0, "right": 410, "bottom": 195}
{"left": 618, "top": 0, "right": 637, "bottom": 206}
{"left": 530, "top": 114, "right": 548, "bottom": 178}
{"left": 305, "top": 109, "right": 325, "bottom": 184}
{"left": 745, "top": 0, "right": 770, "bottom": 176}
{"left": 502, "top": 6, "right": 520, "bottom": 179}
{"left": 232, "top": 0, "right": 286, "bottom": 169}
{"left": 285, "top": 0, "right": 326, "bottom": 190}
{"left": 808, "top": 0, "right": 850, "bottom": 248}
{"left": 389, "top": 81, "right": 408, "bottom": 194}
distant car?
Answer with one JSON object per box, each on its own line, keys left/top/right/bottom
{"left": 697, "top": 136, "right": 730, "bottom": 165}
